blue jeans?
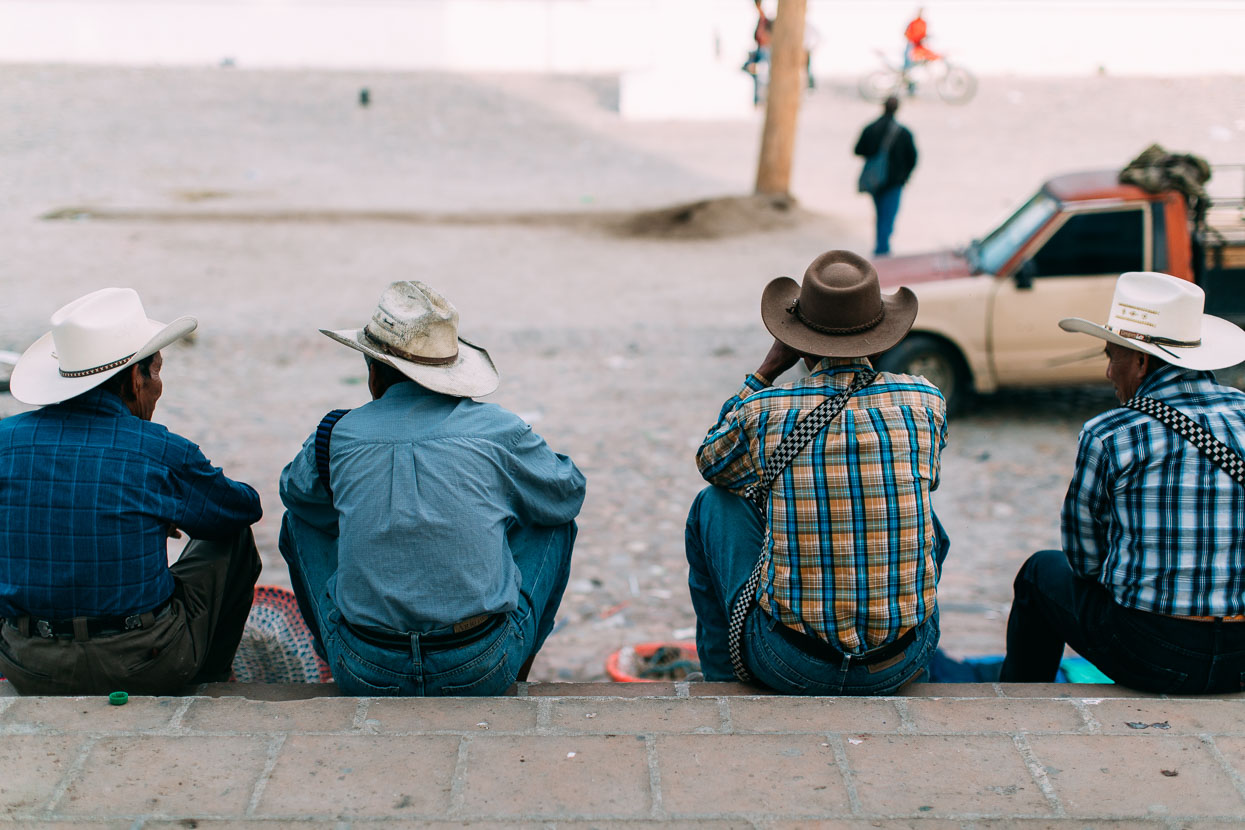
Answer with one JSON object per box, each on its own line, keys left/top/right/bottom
{"left": 684, "top": 486, "right": 939, "bottom": 694}
{"left": 871, "top": 185, "right": 903, "bottom": 256}
{"left": 1001, "top": 550, "right": 1245, "bottom": 694}
{"left": 280, "top": 514, "right": 575, "bottom": 696}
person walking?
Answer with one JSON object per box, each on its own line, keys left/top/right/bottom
{"left": 854, "top": 95, "right": 918, "bottom": 257}
{"left": 1001, "top": 271, "right": 1245, "bottom": 693}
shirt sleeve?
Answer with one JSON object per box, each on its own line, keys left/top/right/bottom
{"left": 278, "top": 432, "right": 339, "bottom": 536}
{"left": 506, "top": 424, "right": 586, "bottom": 528}
{"left": 695, "top": 375, "right": 767, "bottom": 492}
{"left": 1061, "top": 427, "right": 1112, "bottom": 580}
{"left": 173, "top": 444, "right": 262, "bottom": 541}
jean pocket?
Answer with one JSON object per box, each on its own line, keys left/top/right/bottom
{"left": 438, "top": 652, "right": 514, "bottom": 696}
{"left": 336, "top": 658, "right": 402, "bottom": 696}
{"left": 1107, "top": 632, "right": 1190, "bottom": 694}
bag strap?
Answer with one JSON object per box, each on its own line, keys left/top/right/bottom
{"left": 875, "top": 120, "right": 901, "bottom": 157}
{"left": 1125, "top": 396, "right": 1245, "bottom": 487}
{"left": 728, "top": 369, "right": 878, "bottom": 682}
{"left": 314, "top": 408, "right": 352, "bottom": 498}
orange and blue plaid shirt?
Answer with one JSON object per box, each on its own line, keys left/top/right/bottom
{"left": 697, "top": 357, "right": 948, "bottom": 654}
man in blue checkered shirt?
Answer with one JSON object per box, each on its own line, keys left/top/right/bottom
{"left": 0, "top": 288, "right": 262, "bottom": 695}
{"left": 1001, "top": 272, "right": 1245, "bottom": 693}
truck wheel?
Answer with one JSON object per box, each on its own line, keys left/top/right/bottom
{"left": 876, "top": 335, "right": 970, "bottom": 415}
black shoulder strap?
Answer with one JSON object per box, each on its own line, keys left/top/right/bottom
{"left": 314, "top": 408, "right": 351, "bottom": 497}
{"left": 1125, "top": 396, "right": 1245, "bottom": 487}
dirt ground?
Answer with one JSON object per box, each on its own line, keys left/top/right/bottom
{"left": 1, "top": 66, "right": 1242, "bottom": 680}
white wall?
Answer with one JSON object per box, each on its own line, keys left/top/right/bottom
{"left": 0, "top": 0, "right": 1241, "bottom": 76}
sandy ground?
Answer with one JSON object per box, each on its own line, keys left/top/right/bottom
{"left": 1, "top": 66, "right": 1243, "bottom": 680}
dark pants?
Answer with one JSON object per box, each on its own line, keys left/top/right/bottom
{"left": 871, "top": 185, "right": 903, "bottom": 256}
{"left": 0, "top": 527, "right": 261, "bottom": 695}
{"left": 1001, "top": 549, "right": 1245, "bottom": 694}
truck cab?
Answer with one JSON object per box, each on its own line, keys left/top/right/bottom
{"left": 874, "top": 167, "right": 1245, "bottom": 412}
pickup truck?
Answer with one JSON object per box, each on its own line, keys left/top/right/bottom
{"left": 874, "top": 166, "right": 1245, "bottom": 413}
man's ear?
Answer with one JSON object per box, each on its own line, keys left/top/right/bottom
{"left": 118, "top": 364, "right": 140, "bottom": 403}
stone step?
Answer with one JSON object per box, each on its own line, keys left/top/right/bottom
{"left": 3, "top": 681, "right": 1244, "bottom": 826}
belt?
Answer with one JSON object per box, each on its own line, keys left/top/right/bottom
{"left": 6, "top": 597, "right": 173, "bottom": 640}
{"left": 1157, "top": 612, "right": 1245, "bottom": 623}
{"left": 771, "top": 617, "right": 919, "bottom": 666}
{"left": 344, "top": 613, "right": 501, "bottom": 650}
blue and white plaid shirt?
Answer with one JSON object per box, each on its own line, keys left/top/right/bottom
{"left": 0, "top": 389, "right": 261, "bottom": 620}
{"left": 1063, "top": 364, "right": 1245, "bottom": 617}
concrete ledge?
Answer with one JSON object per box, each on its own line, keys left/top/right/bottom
{"left": 4, "top": 681, "right": 1245, "bottom": 825}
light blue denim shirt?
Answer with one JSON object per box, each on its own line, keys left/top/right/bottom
{"left": 279, "top": 381, "right": 586, "bottom": 632}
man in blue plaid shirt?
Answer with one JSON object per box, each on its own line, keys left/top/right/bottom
{"left": 1001, "top": 272, "right": 1245, "bottom": 693}
{"left": 0, "top": 288, "right": 262, "bottom": 695}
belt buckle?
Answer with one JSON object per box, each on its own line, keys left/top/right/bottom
{"left": 36, "top": 619, "right": 54, "bottom": 639}
{"left": 124, "top": 614, "right": 143, "bottom": 631}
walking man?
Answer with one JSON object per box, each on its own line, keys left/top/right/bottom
{"left": 1001, "top": 271, "right": 1245, "bottom": 693}
{"left": 0, "top": 288, "right": 262, "bottom": 695}
{"left": 686, "top": 250, "right": 949, "bottom": 694}
{"left": 854, "top": 95, "right": 918, "bottom": 257}
{"left": 279, "top": 281, "right": 585, "bottom": 696}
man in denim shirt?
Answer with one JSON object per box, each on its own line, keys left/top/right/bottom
{"left": 1, "top": 288, "right": 262, "bottom": 695}
{"left": 279, "top": 281, "right": 585, "bottom": 695}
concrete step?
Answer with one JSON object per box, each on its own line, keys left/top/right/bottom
{"left": 3, "top": 680, "right": 1244, "bottom": 826}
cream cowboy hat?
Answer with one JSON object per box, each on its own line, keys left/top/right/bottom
{"left": 10, "top": 287, "right": 197, "bottom": 406}
{"left": 1059, "top": 271, "right": 1245, "bottom": 371}
{"left": 321, "top": 281, "right": 499, "bottom": 398}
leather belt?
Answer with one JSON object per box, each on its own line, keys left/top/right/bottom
{"left": 1158, "top": 612, "right": 1245, "bottom": 623}
{"left": 6, "top": 597, "right": 173, "bottom": 640}
{"left": 345, "top": 613, "right": 501, "bottom": 650}
{"left": 770, "top": 616, "right": 919, "bottom": 666}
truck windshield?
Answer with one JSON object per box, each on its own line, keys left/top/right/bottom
{"left": 974, "top": 192, "right": 1059, "bottom": 275}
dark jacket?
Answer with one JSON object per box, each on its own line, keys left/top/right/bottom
{"left": 854, "top": 114, "right": 918, "bottom": 191}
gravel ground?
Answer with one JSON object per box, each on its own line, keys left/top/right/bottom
{"left": 1, "top": 66, "right": 1241, "bottom": 680}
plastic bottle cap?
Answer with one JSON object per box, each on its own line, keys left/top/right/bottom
{"left": 108, "top": 691, "right": 128, "bottom": 706}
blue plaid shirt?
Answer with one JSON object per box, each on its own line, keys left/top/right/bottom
{"left": 0, "top": 389, "right": 261, "bottom": 619}
{"left": 1063, "top": 364, "right": 1245, "bottom": 617}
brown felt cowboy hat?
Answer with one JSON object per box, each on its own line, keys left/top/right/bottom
{"left": 761, "top": 250, "right": 917, "bottom": 358}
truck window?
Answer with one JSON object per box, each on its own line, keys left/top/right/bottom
{"left": 1029, "top": 209, "right": 1145, "bottom": 277}
{"left": 1151, "top": 202, "right": 1168, "bottom": 272}
{"left": 976, "top": 192, "right": 1058, "bottom": 274}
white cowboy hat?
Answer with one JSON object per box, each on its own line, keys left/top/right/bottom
{"left": 1060, "top": 271, "right": 1245, "bottom": 371}
{"left": 10, "top": 287, "right": 197, "bottom": 406}
{"left": 321, "top": 280, "right": 499, "bottom": 398}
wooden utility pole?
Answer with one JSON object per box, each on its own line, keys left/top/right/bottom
{"left": 754, "top": 0, "right": 807, "bottom": 196}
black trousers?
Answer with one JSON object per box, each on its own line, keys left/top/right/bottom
{"left": 1001, "top": 549, "right": 1245, "bottom": 694}
{"left": 0, "top": 526, "right": 261, "bottom": 695}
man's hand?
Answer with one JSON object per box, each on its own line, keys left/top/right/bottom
{"left": 756, "top": 339, "right": 801, "bottom": 384}
{"left": 167, "top": 525, "right": 183, "bottom": 540}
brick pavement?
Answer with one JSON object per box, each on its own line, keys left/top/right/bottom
{"left": 3, "top": 680, "right": 1244, "bottom": 828}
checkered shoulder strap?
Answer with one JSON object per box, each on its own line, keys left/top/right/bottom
{"left": 1125, "top": 396, "right": 1245, "bottom": 487}
{"left": 728, "top": 369, "right": 878, "bottom": 682}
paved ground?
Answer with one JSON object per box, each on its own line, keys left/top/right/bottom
{"left": 1, "top": 67, "right": 1243, "bottom": 683}
{"left": 4, "top": 680, "right": 1245, "bottom": 827}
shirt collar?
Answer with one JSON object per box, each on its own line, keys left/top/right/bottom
{"left": 809, "top": 356, "right": 874, "bottom": 378}
{"left": 56, "top": 387, "right": 133, "bottom": 418}
{"left": 1134, "top": 362, "right": 1217, "bottom": 400}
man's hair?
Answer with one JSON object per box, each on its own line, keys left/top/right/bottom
{"left": 97, "top": 354, "right": 156, "bottom": 398}
{"left": 364, "top": 356, "right": 411, "bottom": 391}
{"left": 883, "top": 96, "right": 900, "bottom": 115}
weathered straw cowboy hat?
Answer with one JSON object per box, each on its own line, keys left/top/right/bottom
{"left": 761, "top": 250, "right": 918, "bottom": 358}
{"left": 10, "top": 287, "right": 197, "bottom": 406}
{"left": 1060, "top": 271, "right": 1245, "bottom": 371}
{"left": 321, "top": 281, "right": 499, "bottom": 398}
